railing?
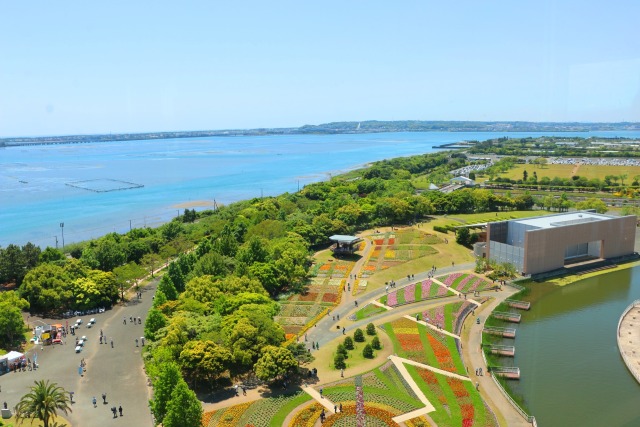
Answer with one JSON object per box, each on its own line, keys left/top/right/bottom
{"left": 617, "top": 299, "right": 640, "bottom": 385}
{"left": 481, "top": 349, "right": 536, "bottom": 425}
{"left": 492, "top": 311, "right": 522, "bottom": 323}
{"left": 483, "top": 326, "right": 517, "bottom": 338}
{"left": 505, "top": 299, "right": 531, "bottom": 310}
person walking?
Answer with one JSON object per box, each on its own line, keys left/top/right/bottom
{"left": 123, "top": 317, "right": 126, "bottom": 325}
{"left": 111, "top": 406, "right": 117, "bottom": 418}
{"left": 135, "top": 338, "right": 139, "bottom": 347}
{"left": 110, "top": 338, "right": 114, "bottom": 348}
{"left": 118, "top": 406, "right": 123, "bottom": 417}
{"left": 102, "top": 393, "right": 107, "bottom": 404}
{"left": 92, "top": 396, "right": 97, "bottom": 408}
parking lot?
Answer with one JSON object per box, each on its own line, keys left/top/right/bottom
{"left": 0, "top": 281, "right": 157, "bottom": 427}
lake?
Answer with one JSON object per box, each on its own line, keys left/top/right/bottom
{"left": 2, "top": 130, "right": 640, "bottom": 247}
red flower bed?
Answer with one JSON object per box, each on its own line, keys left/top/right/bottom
{"left": 426, "top": 334, "right": 457, "bottom": 372}
{"left": 322, "top": 293, "right": 338, "bottom": 303}
{"left": 374, "top": 239, "right": 384, "bottom": 245}
{"left": 298, "top": 292, "right": 318, "bottom": 301}
{"left": 388, "top": 238, "right": 395, "bottom": 245}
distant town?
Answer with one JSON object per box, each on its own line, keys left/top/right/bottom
{"left": 2, "top": 120, "right": 640, "bottom": 147}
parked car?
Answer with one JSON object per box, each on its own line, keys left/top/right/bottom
{"left": 89, "top": 318, "right": 96, "bottom": 324}
{"left": 76, "top": 318, "right": 83, "bottom": 324}
{"left": 476, "top": 317, "right": 481, "bottom": 325}
{"left": 77, "top": 339, "right": 85, "bottom": 347}
{"left": 75, "top": 346, "right": 82, "bottom": 353}
{"left": 98, "top": 307, "right": 105, "bottom": 313}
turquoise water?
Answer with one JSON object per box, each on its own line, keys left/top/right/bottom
{"left": 509, "top": 268, "right": 640, "bottom": 426}
{"left": 2, "top": 130, "right": 640, "bottom": 247}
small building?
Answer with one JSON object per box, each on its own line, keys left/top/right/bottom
{"left": 486, "top": 211, "right": 636, "bottom": 275}
{"left": 329, "top": 235, "right": 363, "bottom": 255}
{"left": 449, "top": 176, "right": 475, "bottom": 186}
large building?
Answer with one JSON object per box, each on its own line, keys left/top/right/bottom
{"left": 486, "top": 211, "right": 636, "bottom": 275}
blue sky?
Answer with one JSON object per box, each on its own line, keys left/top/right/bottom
{"left": 1, "top": 1, "right": 639, "bottom": 137}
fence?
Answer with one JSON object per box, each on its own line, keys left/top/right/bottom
{"left": 617, "top": 299, "right": 640, "bottom": 385}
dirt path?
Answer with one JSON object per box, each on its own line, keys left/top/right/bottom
{"left": 571, "top": 162, "right": 581, "bottom": 176}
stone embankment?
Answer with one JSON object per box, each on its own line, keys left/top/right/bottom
{"left": 617, "top": 300, "right": 640, "bottom": 384}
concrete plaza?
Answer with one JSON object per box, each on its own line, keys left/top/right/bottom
{"left": 0, "top": 280, "right": 158, "bottom": 427}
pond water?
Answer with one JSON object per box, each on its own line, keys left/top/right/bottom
{"left": 509, "top": 267, "right": 640, "bottom": 426}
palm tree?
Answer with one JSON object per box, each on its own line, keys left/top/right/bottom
{"left": 14, "top": 380, "right": 72, "bottom": 427}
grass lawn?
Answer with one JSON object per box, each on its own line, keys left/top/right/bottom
{"left": 355, "top": 303, "right": 388, "bottom": 320}
{"left": 498, "top": 163, "right": 640, "bottom": 181}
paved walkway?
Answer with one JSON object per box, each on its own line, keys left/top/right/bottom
{"left": 388, "top": 355, "right": 435, "bottom": 423}
{"left": 460, "top": 285, "right": 531, "bottom": 427}
{"left": 402, "top": 315, "right": 461, "bottom": 339}
{"left": 393, "top": 355, "right": 470, "bottom": 382}
{"left": 1, "top": 280, "right": 159, "bottom": 427}
{"left": 617, "top": 301, "right": 640, "bottom": 384}
{"left": 302, "top": 385, "right": 337, "bottom": 413}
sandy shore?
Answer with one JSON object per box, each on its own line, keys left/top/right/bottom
{"left": 172, "top": 200, "right": 217, "bottom": 209}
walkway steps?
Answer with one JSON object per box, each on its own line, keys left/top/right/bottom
{"left": 483, "top": 326, "right": 516, "bottom": 338}
{"left": 505, "top": 299, "right": 531, "bottom": 310}
{"left": 492, "top": 311, "right": 521, "bottom": 323}
{"left": 403, "top": 315, "right": 460, "bottom": 339}
{"left": 302, "top": 386, "right": 338, "bottom": 413}
{"left": 486, "top": 345, "right": 515, "bottom": 357}
{"left": 491, "top": 367, "right": 521, "bottom": 379}
{"left": 370, "top": 300, "right": 393, "bottom": 310}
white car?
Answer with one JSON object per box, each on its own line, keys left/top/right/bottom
{"left": 89, "top": 318, "right": 96, "bottom": 324}
{"left": 81, "top": 336, "right": 87, "bottom": 341}
{"left": 75, "top": 346, "right": 82, "bottom": 353}
{"left": 77, "top": 339, "right": 85, "bottom": 347}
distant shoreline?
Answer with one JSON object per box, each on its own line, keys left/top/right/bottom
{"left": 2, "top": 120, "right": 639, "bottom": 147}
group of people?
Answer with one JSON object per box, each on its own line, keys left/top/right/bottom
{"left": 123, "top": 316, "right": 142, "bottom": 325}
{"left": 318, "top": 403, "right": 343, "bottom": 423}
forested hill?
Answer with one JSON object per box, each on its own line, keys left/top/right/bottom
{"left": 2, "top": 120, "right": 639, "bottom": 146}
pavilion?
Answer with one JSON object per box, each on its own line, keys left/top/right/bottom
{"left": 329, "top": 235, "right": 363, "bottom": 255}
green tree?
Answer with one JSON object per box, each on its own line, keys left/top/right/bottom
{"left": 39, "top": 247, "right": 66, "bottom": 264}
{"left": 366, "top": 323, "right": 376, "bottom": 336}
{"left": 14, "top": 380, "right": 72, "bottom": 427}
{"left": 145, "top": 308, "right": 169, "bottom": 341}
{"left": 523, "top": 169, "right": 528, "bottom": 182}
{"left": 0, "top": 291, "right": 28, "bottom": 348}
{"left": 334, "top": 353, "right": 346, "bottom": 370}
{"left": 254, "top": 345, "right": 297, "bottom": 382}
{"left": 287, "top": 342, "right": 315, "bottom": 365}
{"left": 179, "top": 340, "right": 231, "bottom": 385}
{"left": 575, "top": 198, "right": 608, "bottom": 214}
{"left": 150, "top": 362, "right": 181, "bottom": 424}
{"left": 456, "top": 227, "right": 471, "bottom": 247}
{"left": 163, "top": 379, "right": 203, "bottom": 427}
{"left": 158, "top": 275, "right": 178, "bottom": 300}
{"left": 362, "top": 344, "right": 374, "bottom": 359}
{"left": 371, "top": 336, "right": 381, "bottom": 350}
{"left": 336, "top": 343, "right": 348, "bottom": 359}
{"left": 343, "top": 336, "right": 354, "bottom": 350}
{"left": 354, "top": 328, "right": 365, "bottom": 342}
{"left": 152, "top": 289, "right": 168, "bottom": 308}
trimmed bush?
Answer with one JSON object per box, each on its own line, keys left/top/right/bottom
{"left": 334, "top": 353, "right": 346, "bottom": 369}
{"left": 354, "top": 328, "right": 365, "bottom": 342}
{"left": 371, "top": 336, "right": 381, "bottom": 350}
{"left": 337, "top": 343, "right": 348, "bottom": 359}
{"left": 344, "top": 336, "right": 355, "bottom": 350}
{"left": 362, "top": 344, "right": 374, "bottom": 359}
{"left": 366, "top": 323, "right": 376, "bottom": 336}
{"left": 433, "top": 225, "right": 448, "bottom": 234}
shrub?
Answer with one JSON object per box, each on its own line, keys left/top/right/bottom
{"left": 344, "top": 336, "right": 355, "bottom": 350}
{"left": 433, "top": 225, "right": 448, "bottom": 234}
{"left": 371, "top": 336, "right": 381, "bottom": 350}
{"left": 362, "top": 344, "right": 374, "bottom": 359}
{"left": 334, "top": 353, "right": 346, "bottom": 369}
{"left": 366, "top": 323, "right": 376, "bottom": 336}
{"left": 354, "top": 328, "right": 365, "bottom": 342}
{"left": 337, "top": 343, "right": 348, "bottom": 359}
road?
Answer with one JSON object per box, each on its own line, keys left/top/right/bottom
{"left": 0, "top": 279, "right": 158, "bottom": 427}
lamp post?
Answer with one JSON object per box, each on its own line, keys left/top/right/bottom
{"left": 60, "top": 222, "right": 65, "bottom": 249}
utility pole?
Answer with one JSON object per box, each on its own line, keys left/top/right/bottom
{"left": 129, "top": 219, "right": 132, "bottom": 232}
{"left": 297, "top": 180, "right": 300, "bottom": 192}
{"left": 60, "top": 222, "right": 65, "bottom": 249}
{"left": 261, "top": 188, "right": 263, "bottom": 198}
{"left": 54, "top": 236, "right": 58, "bottom": 249}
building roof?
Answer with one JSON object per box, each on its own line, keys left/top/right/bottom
{"left": 450, "top": 176, "right": 474, "bottom": 183}
{"left": 329, "top": 235, "right": 362, "bottom": 244}
{"left": 512, "top": 211, "right": 616, "bottom": 230}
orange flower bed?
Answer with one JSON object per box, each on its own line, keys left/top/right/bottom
{"left": 202, "top": 410, "right": 215, "bottom": 427}
{"left": 322, "top": 293, "right": 338, "bottom": 303}
{"left": 319, "top": 264, "right": 331, "bottom": 271}
{"left": 298, "top": 292, "right": 318, "bottom": 301}
{"left": 334, "top": 264, "right": 350, "bottom": 270}
{"left": 323, "top": 402, "right": 400, "bottom": 427}
{"left": 218, "top": 402, "right": 253, "bottom": 427}
{"left": 374, "top": 239, "right": 385, "bottom": 245}
{"left": 388, "top": 238, "right": 395, "bottom": 245}
{"left": 363, "top": 265, "right": 377, "bottom": 271}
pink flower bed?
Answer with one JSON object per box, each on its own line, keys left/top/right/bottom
{"left": 404, "top": 283, "right": 416, "bottom": 303}
{"left": 423, "top": 305, "right": 445, "bottom": 329}
{"left": 437, "top": 285, "right": 449, "bottom": 296}
{"left": 441, "top": 273, "right": 462, "bottom": 287}
{"left": 387, "top": 291, "right": 398, "bottom": 307}
{"left": 421, "top": 279, "right": 432, "bottom": 298}
{"left": 456, "top": 275, "right": 473, "bottom": 291}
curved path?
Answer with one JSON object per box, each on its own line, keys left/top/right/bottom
{"left": 617, "top": 300, "right": 640, "bottom": 384}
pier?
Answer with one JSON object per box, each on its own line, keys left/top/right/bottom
{"left": 486, "top": 344, "right": 515, "bottom": 357}
{"left": 483, "top": 326, "right": 516, "bottom": 338}
{"left": 492, "top": 311, "right": 522, "bottom": 323}
{"left": 505, "top": 299, "right": 531, "bottom": 310}
{"left": 491, "top": 366, "right": 521, "bottom": 379}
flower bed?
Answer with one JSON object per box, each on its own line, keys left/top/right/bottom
{"left": 217, "top": 401, "right": 253, "bottom": 427}
{"left": 387, "top": 291, "right": 398, "bottom": 307}
{"left": 384, "top": 249, "right": 396, "bottom": 259}
{"left": 289, "top": 402, "right": 323, "bottom": 427}
{"left": 455, "top": 275, "right": 473, "bottom": 292}
{"left": 439, "top": 273, "right": 463, "bottom": 287}
{"left": 404, "top": 283, "right": 416, "bottom": 304}
{"left": 297, "top": 292, "right": 318, "bottom": 302}
{"left": 385, "top": 318, "right": 428, "bottom": 364}
{"left": 422, "top": 305, "right": 445, "bottom": 329}
{"left": 322, "top": 293, "right": 338, "bottom": 303}
{"left": 356, "top": 379, "right": 366, "bottom": 427}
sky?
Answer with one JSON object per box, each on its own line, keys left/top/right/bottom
{"left": 1, "top": 1, "right": 639, "bottom": 137}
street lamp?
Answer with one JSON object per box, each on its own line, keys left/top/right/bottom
{"left": 60, "top": 222, "right": 65, "bottom": 249}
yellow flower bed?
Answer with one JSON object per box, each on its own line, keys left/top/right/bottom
{"left": 283, "top": 307, "right": 330, "bottom": 347}
{"left": 218, "top": 401, "right": 253, "bottom": 427}
{"left": 335, "top": 279, "right": 346, "bottom": 305}
{"left": 289, "top": 402, "right": 323, "bottom": 427}
{"left": 384, "top": 250, "right": 396, "bottom": 259}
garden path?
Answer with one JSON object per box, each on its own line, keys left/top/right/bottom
{"left": 401, "top": 315, "right": 461, "bottom": 339}
{"left": 388, "top": 355, "right": 435, "bottom": 413}
{"left": 391, "top": 355, "right": 470, "bottom": 382}
{"left": 460, "top": 285, "right": 531, "bottom": 427}
{"left": 370, "top": 300, "right": 392, "bottom": 310}
{"left": 431, "top": 277, "right": 481, "bottom": 306}
{"left": 302, "top": 385, "right": 338, "bottom": 413}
